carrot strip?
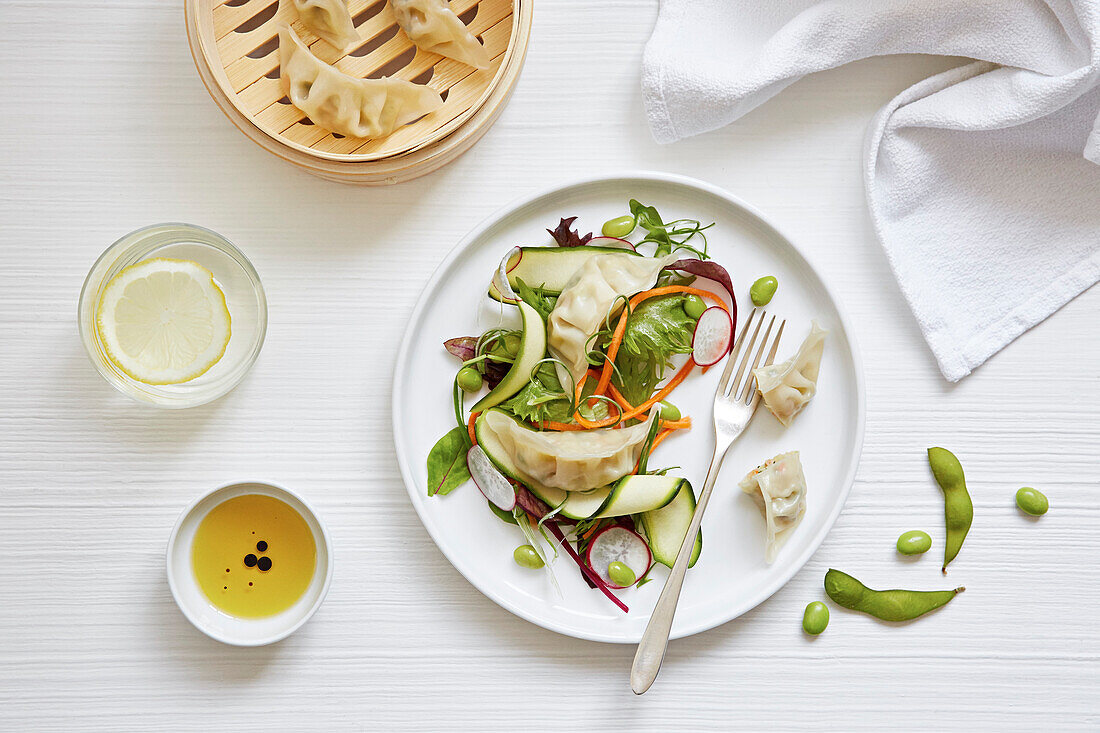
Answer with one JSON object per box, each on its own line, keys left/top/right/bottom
{"left": 607, "top": 383, "right": 634, "bottom": 411}
{"left": 651, "top": 429, "right": 674, "bottom": 451}
{"left": 467, "top": 411, "right": 480, "bottom": 445}
{"left": 660, "top": 417, "right": 692, "bottom": 430}
{"left": 580, "top": 523, "right": 602, "bottom": 541}
{"left": 592, "top": 285, "right": 729, "bottom": 400}
{"left": 631, "top": 285, "right": 729, "bottom": 313}
{"left": 537, "top": 420, "right": 586, "bottom": 431}
{"left": 576, "top": 360, "right": 695, "bottom": 429}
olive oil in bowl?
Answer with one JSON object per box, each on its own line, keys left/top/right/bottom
{"left": 168, "top": 482, "right": 333, "bottom": 645}
{"left": 192, "top": 494, "right": 316, "bottom": 618}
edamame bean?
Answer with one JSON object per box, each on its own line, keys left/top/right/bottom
{"left": 683, "top": 294, "right": 706, "bottom": 319}
{"left": 608, "top": 561, "right": 636, "bottom": 587}
{"left": 824, "top": 569, "right": 964, "bottom": 622}
{"left": 602, "top": 215, "right": 636, "bottom": 239}
{"left": 928, "top": 447, "right": 973, "bottom": 573}
{"left": 1016, "top": 487, "right": 1049, "bottom": 516}
{"left": 488, "top": 333, "right": 521, "bottom": 359}
{"left": 513, "top": 545, "right": 544, "bottom": 569}
{"left": 750, "top": 276, "right": 778, "bottom": 306}
{"left": 658, "top": 400, "right": 681, "bottom": 422}
{"left": 896, "top": 530, "right": 932, "bottom": 556}
{"left": 802, "top": 601, "right": 829, "bottom": 635}
{"left": 457, "top": 366, "right": 483, "bottom": 392}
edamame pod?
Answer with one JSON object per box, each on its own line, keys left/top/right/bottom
{"left": 928, "top": 447, "right": 973, "bottom": 573}
{"left": 824, "top": 569, "right": 964, "bottom": 622}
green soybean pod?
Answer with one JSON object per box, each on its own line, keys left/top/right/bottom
{"left": 824, "top": 569, "right": 964, "bottom": 622}
{"left": 928, "top": 447, "right": 973, "bottom": 573}
{"left": 802, "top": 601, "right": 829, "bottom": 635}
{"left": 1016, "top": 487, "right": 1049, "bottom": 516}
{"left": 513, "top": 545, "right": 545, "bottom": 569}
{"left": 749, "top": 276, "right": 778, "bottom": 306}
{"left": 896, "top": 530, "right": 932, "bottom": 556}
{"left": 602, "top": 215, "right": 636, "bottom": 238}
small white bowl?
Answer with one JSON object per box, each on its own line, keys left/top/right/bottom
{"left": 166, "top": 481, "right": 333, "bottom": 646}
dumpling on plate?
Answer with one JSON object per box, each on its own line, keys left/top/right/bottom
{"left": 478, "top": 409, "right": 655, "bottom": 492}
{"left": 739, "top": 451, "right": 807, "bottom": 563}
{"left": 391, "top": 0, "right": 490, "bottom": 69}
{"left": 548, "top": 252, "right": 680, "bottom": 391}
{"left": 754, "top": 320, "right": 826, "bottom": 427}
{"left": 278, "top": 24, "right": 443, "bottom": 139}
{"left": 291, "top": 0, "right": 360, "bottom": 51}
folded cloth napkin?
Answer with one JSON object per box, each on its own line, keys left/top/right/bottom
{"left": 643, "top": 0, "right": 1100, "bottom": 380}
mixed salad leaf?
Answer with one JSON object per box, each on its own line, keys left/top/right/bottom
{"left": 605, "top": 294, "right": 696, "bottom": 407}
{"left": 426, "top": 201, "right": 734, "bottom": 612}
{"left": 546, "top": 216, "right": 593, "bottom": 248}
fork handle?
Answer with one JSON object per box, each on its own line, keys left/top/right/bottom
{"left": 630, "top": 441, "right": 732, "bottom": 694}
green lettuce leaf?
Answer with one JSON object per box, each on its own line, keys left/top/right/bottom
{"left": 426, "top": 427, "right": 471, "bottom": 496}
{"left": 610, "top": 294, "right": 695, "bottom": 406}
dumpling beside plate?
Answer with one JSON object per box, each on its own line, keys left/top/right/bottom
{"left": 739, "top": 451, "right": 807, "bottom": 563}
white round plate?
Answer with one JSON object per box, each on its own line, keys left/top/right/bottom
{"left": 393, "top": 172, "right": 864, "bottom": 643}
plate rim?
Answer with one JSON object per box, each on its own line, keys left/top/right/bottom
{"left": 392, "top": 171, "right": 866, "bottom": 643}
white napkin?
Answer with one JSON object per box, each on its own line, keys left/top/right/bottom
{"left": 643, "top": 0, "right": 1100, "bottom": 381}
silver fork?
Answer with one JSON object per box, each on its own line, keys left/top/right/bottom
{"left": 630, "top": 308, "right": 785, "bottom": 694}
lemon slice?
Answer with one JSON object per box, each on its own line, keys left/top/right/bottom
{"left": 96, "top": 258, "right": 231, "bottom": 385}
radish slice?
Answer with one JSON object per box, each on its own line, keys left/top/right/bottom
{"left": 585, "top": 526, "right": 652, "bottom": 589}
{"left": 692, "top": 306, "right": 733, "bottom": 367}
{"left": 587, "top": 236, "right": 636, "bottom": 252}
{"left": 467, "top": 446, "right": 516, "bottom": 511}
{"left": 492, "top": 248, "right": 521, "bottom": 304}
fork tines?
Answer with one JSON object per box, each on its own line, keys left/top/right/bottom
{"left": 721, "top": 308, "right": 786, "bottom": 404}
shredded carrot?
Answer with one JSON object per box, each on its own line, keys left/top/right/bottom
{"left": 467, "top": 411, "right": 480, "bottom": 445}
{"left": 537, "top": 420, "right": 586, "bottom": 431}
{"left": 660, "top": 417, "right": 692, "bottom": 430}
{"left": 591, "top": 285, "right": 729, "bottom": 399}
{"left": 607, "top": 383, "right": 634, "bottom": 411}
{"left": 651, "top": 429, "right": 674, "bottom": 451}
{"left": 576, "top": 360, "right": 695, "bottom": 429}
{"left": 580, "top": 523, "right": 602, "bottom": 541}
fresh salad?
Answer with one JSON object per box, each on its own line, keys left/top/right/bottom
{"left": 426, "top": 201, "right": 739, "bottom": 612}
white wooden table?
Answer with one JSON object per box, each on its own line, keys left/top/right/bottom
{"left": 2, "top": 2, "right": 1098, "bottom": 730}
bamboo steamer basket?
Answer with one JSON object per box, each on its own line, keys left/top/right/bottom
{"left": 185, "top": 0, "right": 530, "bottom": 184}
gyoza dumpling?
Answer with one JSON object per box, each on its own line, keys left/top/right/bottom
{"left": 754, "top": 320, "right": 826, "bottom": 427}
{"left": 548, "top": 252, "right": 680, "bottom": 390}
{"left": 391, "top": 0, "right": 490, "bottom": 69}
{"left": 739, "top": 451, "right": 807, "bottom": 563}
{"left": 291, "top": 0, "right": 359, "bottom": 51}
{"left": 279, "top": 24, "right": 443, "bottom": 139}
{"left": 478, "top": 409, "right": 655, "bottom": 492}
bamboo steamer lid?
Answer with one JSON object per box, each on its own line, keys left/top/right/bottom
{"left": 185, "top": 0, "right": 529, "bottom": 184}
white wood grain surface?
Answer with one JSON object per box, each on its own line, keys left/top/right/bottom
{"left": 2, "top": 1, "right": 1098, "bottom": 730}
